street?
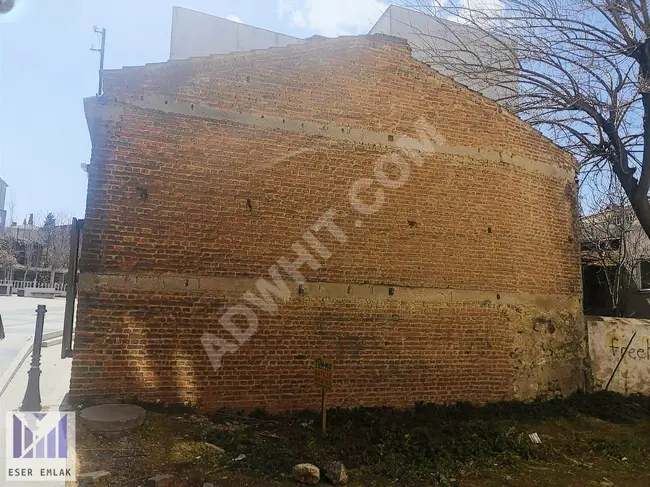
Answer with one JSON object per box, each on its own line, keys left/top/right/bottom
{"left": 0, "top": 296, "right": 66, "bottom": 375}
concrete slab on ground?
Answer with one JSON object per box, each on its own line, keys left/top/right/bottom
{"left": 81, "top": 404, "right": 147, "bottom": 434}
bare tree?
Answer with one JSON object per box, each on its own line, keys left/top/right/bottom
{"left": 581, "top": 176, "right": 648, "bottom": 314}
{"left": 22, "top": 229, "right": 37, "bottom": 283}
{"left": 0, "top": 234, "right": 17, "bottom": 279}
{"left": 38, "top": 211, "right": 71, "bottom": 286}
{"left": 12, "top": 215, "right": 41, "bottom": 283}
{"left": 401, "top": 0, "right": 650, "bottom": 238}
{"left": 1, "top": 193, "right": 17, "bottom": 280}
{"left": 5, "top": 192, "right": 15, "bottom": 228}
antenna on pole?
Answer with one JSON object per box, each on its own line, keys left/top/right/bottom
{"left": 90, "top": 26, "right": 106, "bottom": 97}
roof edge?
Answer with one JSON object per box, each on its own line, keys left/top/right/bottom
{"left": 103, "top": 34, "right": 410, "bottom": 76}
{"left": 171, "top": 5, "right": 303, "bottom": 42}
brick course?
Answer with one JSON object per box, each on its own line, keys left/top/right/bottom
{"left": 71, "top": 35, "right": 585, "bottom": 411}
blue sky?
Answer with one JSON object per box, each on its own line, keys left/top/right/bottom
{"left": 0, "top": 0, "right": 388, "bottom": 225}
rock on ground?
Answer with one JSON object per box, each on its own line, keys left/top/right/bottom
{"left": 204, "top": 442, "right": 226, "bottom": 454}
{"left": 324, "top": 461, "right": 349, "bottom": 486}
{"left": 77, "top": 470, "right": 111, "bottom": 486}
{"left": 144, "top": 474, "right": 174, "bottom": 487}
{"left": 292, "top": 463, "right": 320, "bottom": 485}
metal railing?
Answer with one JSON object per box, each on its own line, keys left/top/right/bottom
{"left": 0, "top": 280, "right": 67, "bottom": 292}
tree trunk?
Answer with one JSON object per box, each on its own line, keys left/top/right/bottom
{"left": 631, "top": 197, "right": 650, "bottom": 240}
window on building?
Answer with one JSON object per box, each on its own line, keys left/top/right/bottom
{"left": 581, "top": 241, "right": 599, "bottom": 252}
{"left": 640, "top": 261, "right": 650, "bottom": 290}
{"left": 612, "top": 212, "right": 635, "bottom": 227}
{"left": 581, "top": 239, "right": 621, "bottom": 252}
{"left": 600, "top": 239, "right": 621, "bottom": 251}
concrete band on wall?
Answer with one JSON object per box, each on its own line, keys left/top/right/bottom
{"left": 85, "top": 95, "right": 576, "bottom": 184}
{"left": 78, "top": 272, "right": 580, "bottom": 309}
{"left": 82, "top": 95, "right": 580, "bottom": 302}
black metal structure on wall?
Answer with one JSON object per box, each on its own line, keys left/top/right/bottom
{"left": 61, "top": 218, "right": 83, "bottom": 359}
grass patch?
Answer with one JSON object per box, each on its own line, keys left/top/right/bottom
{"left": 203, "top": 392, "right": 650, "bottom": 486}
{"left": 76, "top": 412, "right": 228, "bottom": 487}
{"left": 74, "top": 392, "right": 650, "bottom": 486}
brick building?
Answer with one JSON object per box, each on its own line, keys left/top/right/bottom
{"left": 72, "top": 34, "right": 585, "bottom": 412}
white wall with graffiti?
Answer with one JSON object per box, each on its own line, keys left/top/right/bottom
{"left": 588, "top": 317, "right": 650, "bottom": 395}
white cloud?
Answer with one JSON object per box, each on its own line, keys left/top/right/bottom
{"left": 291, "top": 9, "right": 307, "bottom": 28}
{"left": 277, "top": 0, "right": 297, "bottom": 18}
{"left": 465, "top": 0, "right": 503, "bottom": 11}
{"left": 226, "top": 14, "right": 243, "bottom": 23}
{"left": 278, "top": 0, "right": 388, "bottom": 37}
{"left": 445, "top": 0, "right": 504, "bottom": 26}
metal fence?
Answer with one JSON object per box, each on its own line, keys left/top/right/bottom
{"left": 0, "top": 280, "right": 67, "bottom": 292}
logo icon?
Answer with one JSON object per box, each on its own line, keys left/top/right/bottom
{"left": 5, "top": 412, "right": 76, "bottom": 482}
{"left": 12, "top": 413, "right": 68, "bottom": 459}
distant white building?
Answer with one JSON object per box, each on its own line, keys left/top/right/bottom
{"left": 169, "top": 6, "right": 305, "bottom": 60}
{"left": 168, "top": 4, "right": 516, "bottom": 103}
{"left": 0, "top": 177, "right": 7, "bottom": 229}
{"left": 369, "top": 5, "right": 518, "bottom": 101}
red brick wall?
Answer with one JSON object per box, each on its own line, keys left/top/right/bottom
{"left": 71, "top": 35, "right": 585, "bottom": 411}
{"left": 74, "top": 292, "right": 515, "bottom": 410}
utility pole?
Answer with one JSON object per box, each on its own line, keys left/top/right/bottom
{"left": 91, "top": 26, "right": 106, "bottom": 97}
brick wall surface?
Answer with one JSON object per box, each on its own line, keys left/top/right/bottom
{"left": 71, "top": 35, "right": 586, "bottom": 411}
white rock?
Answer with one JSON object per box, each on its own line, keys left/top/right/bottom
{"left": 292, "top": 463, "right": 320, "bottom": 485}
{"left": 204, "top": 442, "right": 225, "bottom": 454}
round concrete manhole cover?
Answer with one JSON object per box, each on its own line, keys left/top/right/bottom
{"left": 80, "top": 404, "right": 146, "bottom": 433}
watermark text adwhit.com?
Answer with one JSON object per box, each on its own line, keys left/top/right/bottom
{"left": 202, "top": 119, "right": 446, "bottom": 370}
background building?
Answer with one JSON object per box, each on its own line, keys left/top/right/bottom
{"left": 581, "top": 206, "right": 650, "bottom": 317}
{"left": 169, "top": 6, "right": 304, "bottom": 60}
{"left": 0, "top": 214, "right": 70, "bottom": 287}
{"left": 369, "top": 5, "right": 518, "bottom": 101}
{"left": 167, "top": 4, "right": 516, "bottom": 102}
{"left": 0, "top": 177, "right": 8, "bottom": 229}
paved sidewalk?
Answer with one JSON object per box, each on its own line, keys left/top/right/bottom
{"left": 0, "top": 297, "right": 66, "bottom": 374}
{"left": 0, "top": 344, "right": 72, "bottom": 487}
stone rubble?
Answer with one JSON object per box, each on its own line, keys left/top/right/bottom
{"left": 292, "top": 463, "right": 320, "bottom": 485}
{"left": 323, "top": 461, "right": 349, "bottom": 486}
{"left": 144, "top": 473, "right": 174, "bottom": 487}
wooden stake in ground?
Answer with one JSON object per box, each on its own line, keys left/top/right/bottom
{"left": 314, "top": 358, "right": 333, "bottom": 433}
{"left": 321, "top": 389, "right": 327, "bottom": 433}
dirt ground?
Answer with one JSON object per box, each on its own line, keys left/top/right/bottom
{"left": 73, "top": 392, "right": 650, "bottom": 487}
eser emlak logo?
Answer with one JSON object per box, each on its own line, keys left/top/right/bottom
{"left": 5, "top": 412, "right": 76, "bottom": 482}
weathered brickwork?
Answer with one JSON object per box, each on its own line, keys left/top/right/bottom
{"left": 71, "top": 35, "right": 585, "bottom": 411}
